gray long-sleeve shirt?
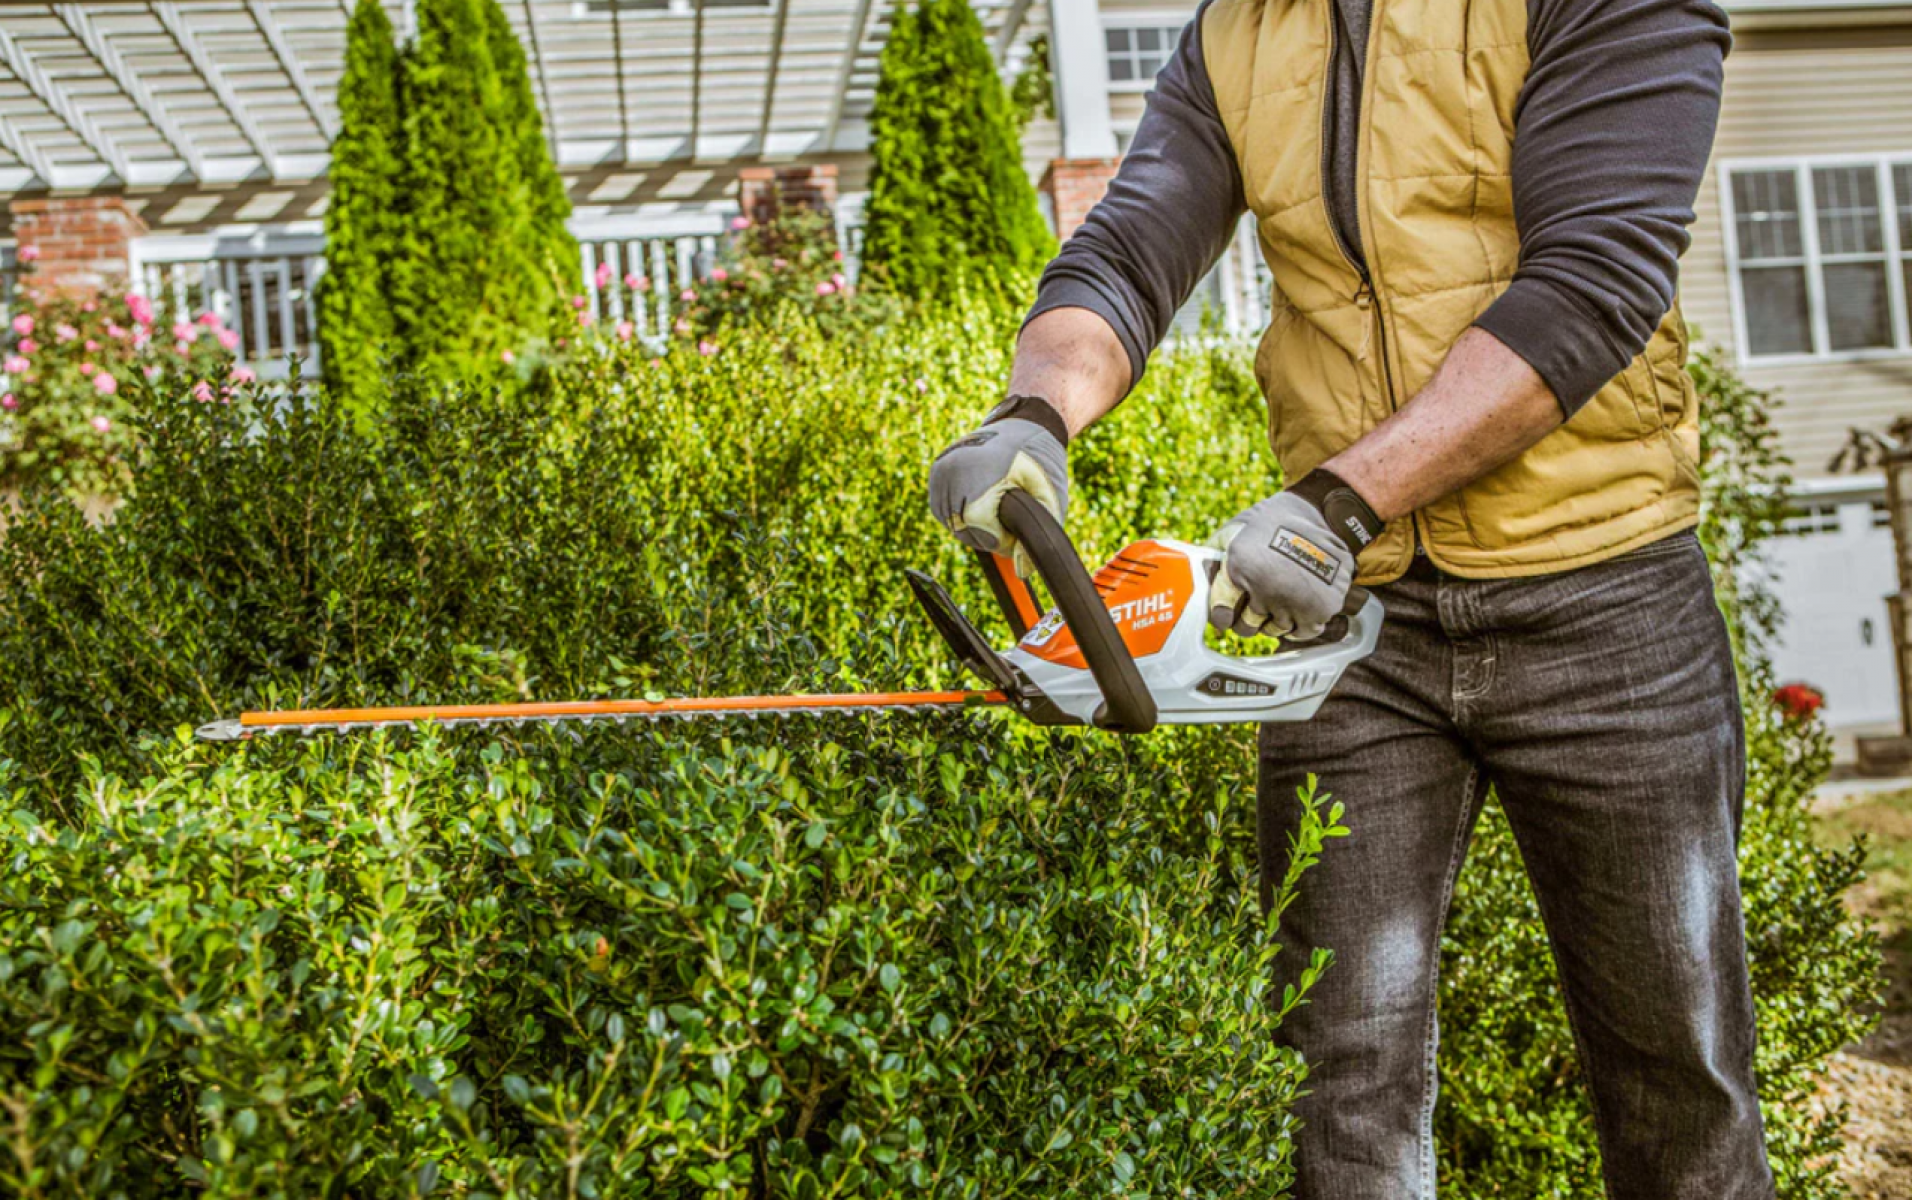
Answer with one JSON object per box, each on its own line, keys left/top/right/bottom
{"left": 1030, "top": 0, "right": 1732, "bottom": 417}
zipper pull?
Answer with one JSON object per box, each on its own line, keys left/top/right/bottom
{"left": 1354, "top": 279, "right": 1374, "bottom": 310}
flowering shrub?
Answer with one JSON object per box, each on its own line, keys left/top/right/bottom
{"left": 1, "top": 259, "right": 235, "bottom": 499}
{"left": 1774, "top": 681, "right": 1827, "bottom": 722}
{"left": 671, "top": 211, "right": 903, "bottom": 341}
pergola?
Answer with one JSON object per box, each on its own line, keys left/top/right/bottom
{"left": 0, "top": 0, "right": 1053, "bottom": 196}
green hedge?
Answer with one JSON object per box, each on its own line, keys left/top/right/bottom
{"left": 0, "top": 296, "right": 1878, "bottom": 1196}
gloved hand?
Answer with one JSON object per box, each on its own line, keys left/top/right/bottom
{"left": 928, "top": 394, "right": 1070, "bottom": 576}
{"left": 1209, "top": 472, "right": 1382, "bottom": 642}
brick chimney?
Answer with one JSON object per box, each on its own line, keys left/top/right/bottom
{"left": 7, "top": 196, "right": 148, "bottom": 294}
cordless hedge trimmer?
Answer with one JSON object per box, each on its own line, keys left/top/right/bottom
{"left": 196, "top": 491, "right": 1382, "bottom": 742}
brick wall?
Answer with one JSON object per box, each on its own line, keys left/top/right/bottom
{"left": 738, "top": 164, "right": 840, "bottom": 225}
{"left": 7, "top": 196, "right": 148, "bottom": 294}
{"left": 1040, "top": 157, "right": 1121, "bottom": 240}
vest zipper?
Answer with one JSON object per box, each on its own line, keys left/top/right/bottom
{"left": 1318, "top": 5, "right": 1364, "bottom": 276}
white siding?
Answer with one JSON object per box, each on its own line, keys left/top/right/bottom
{"left": 1685, "top": 37, "right": 1912, "bottom": 483}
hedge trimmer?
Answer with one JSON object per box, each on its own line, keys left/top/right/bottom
{"left": 196, "top": 491, "right": 1382, "bottom": 742}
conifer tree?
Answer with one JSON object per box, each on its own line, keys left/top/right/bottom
{"left": 483, "top": 0, "right": 578, "bottom": 305}
{"left": 862, "top": 0, "right": 1056, "bottom": 296}
{"left": 317, "top": 0, "right": 405, "bottom": 409}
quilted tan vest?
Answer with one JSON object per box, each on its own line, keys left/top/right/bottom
{"left": 1201, "top": 0, "right": 1702, "bottom": 582}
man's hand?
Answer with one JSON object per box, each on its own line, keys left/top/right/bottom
{"left": 928, "top": 395, "right": 1070, "bottom": 576}
{"left": 1209, "top": 480, "right": 1373, "bottom": 642}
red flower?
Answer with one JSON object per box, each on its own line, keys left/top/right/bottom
{"left": 1773, "top": 683, "right": 1824, "bottom": 722}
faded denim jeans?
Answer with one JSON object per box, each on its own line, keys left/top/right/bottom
{"left": 1257, "top": 531, "right": 1773, "bottom": 1199}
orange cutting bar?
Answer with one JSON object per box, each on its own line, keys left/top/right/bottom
{"left": 237, "top": 690, "right": 1009, "bottom": 730}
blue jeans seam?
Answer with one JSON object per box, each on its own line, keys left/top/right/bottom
{"left": 1418, "top": 762, "right": 1485, "bottom": 1199}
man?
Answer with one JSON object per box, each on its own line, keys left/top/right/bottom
{"left": 926, "top": 0, "right": 1756, "bottom": 1196}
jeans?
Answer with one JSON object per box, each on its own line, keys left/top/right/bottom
{"left": 1256, "top": 531, "right": 1772, "bottom": 1199}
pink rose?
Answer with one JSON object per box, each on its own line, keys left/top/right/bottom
{"left": 615, "top": 320, "right": 635, "bottom": 341}
{"left": 175, "top": 340, "right": 191, "bottom": 355}
{"left": 626, "top": 273, "right": 650, "bottom": 292}
{"left": 228, "top": 365, "right": 256, "bottom": 384}
{"left": 556, "top": 338, "right": 568, "bottom": 349}
{"left": 0, "top": 393, "right": 15, "bottom": 410}
{"left": 710, "top": 267, "right": 729, "bottom": 282}
{"left": 197, "top": 311, "right": 222, "bottom": 327}
{"left": 3, "top": 355, "right": 28, "bottom": 374}
{"left": 79, "top": 362, "right": 96, "bottom": 376}
{"left": 729, "top": 215, "right": 751, "bottom": 231}
{"left": 85, "top": 339, "right": 100, "bottom": 352}
{"left": 126, "top": 294, "right": 155, "bottom": 327}
{"left": 172, "top": 321, "right": 196, "bottom": 342}
{"left": 832, "top": 250, "right": 844, "bottom": 262}
{"left": 501, "top": 349, "right": 516, "bottom": 364}
{"left": 191, "top": 381, "right": 215, "bottom": 403}
{"left": 571, "top": 295, "right": 588, "bottom": 310}
{"left": 16, "top": 244, "right": 39, "bottom": 262}
{"left": 815, "top": 281, "right": 836, "bottom": 296}
{"left": 91, "top": 415, "right": 112, "bottom": 433}
{"left": 217, "top": 328, "right": 240, "bottom": 352}
{"left": 578, "top": 311, "right": 595, "bottom": 326}
{"left": 10, "top": 314, "right": 31, "bottom": 337}
{"left": 772, "top": 258, "right": 788, "bottom": 270}
{"left": 831, "top": 272, "right": 847, "bottom": 288}
{"left": 595, "top": 263, "right": 615, "bottom": 290}
{"left": 143, "top": 365, "right": 159, "bottom": 380}
{"left": 92, "top": 372, "right": 117, "bottom": 395}
{"left": 17, "top": 339, "right": 35, "bottom": 355}
{"left": 55, "top": 323, "right": 78, "bottom": 343}
{"left": 106, "top": 323, "right": 128, "bottom": 340}
{"left": 672, "top": 319, "right": 691, "bottom": 335}
{"left": 679, "top": 288, "right": 696, "bottom": 302}
{"left": 81, "top": 300, "right": 96, "bottom": 313}
{"left": 697, "top": 340, "right": 718, "bottom": 356}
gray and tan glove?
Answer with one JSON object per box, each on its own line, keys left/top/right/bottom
{"left": 1209, "top": 471, "right": 1383, "bottom": 642}
{"left": 928, "top": 395, "right": 1070, "bottom": 577}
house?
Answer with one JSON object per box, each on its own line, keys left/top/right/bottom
{"left": 2, "top": 0, "right": 1909, "bottom": 728}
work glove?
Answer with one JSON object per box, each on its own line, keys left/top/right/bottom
{"left": 1209, "top": 471, "right": 1382, "bottom": 642}
{"left": 928, "top": 394, "right": 1070, "bottom": 577}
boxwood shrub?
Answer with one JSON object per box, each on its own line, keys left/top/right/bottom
{"left": 0, "top": 297, "right": 1880, "bottom": 1196}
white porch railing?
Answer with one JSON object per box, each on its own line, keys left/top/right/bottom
{"left": 135, "top": 233, "right": 326, "bottom": 379}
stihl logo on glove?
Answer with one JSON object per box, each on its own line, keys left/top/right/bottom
{"left": 1270, "top": 527, "right": 1339, "bottom": 584}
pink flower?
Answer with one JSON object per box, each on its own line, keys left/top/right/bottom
{"left": 710, "top": 267, "right": 729, "bottom": 283}
{"left": 17, "top": 339, "right": 35, "bottom": 356}
{"left": 679, "top": 288, "right": 696, "bottom": 302}
{"left": 106, "top": 323, "right": 128, "bottom": 340}
{"left": 615, "top": 320, "right": 635, "bottom": 341}
{"left": 626, "top": 273, "right": 650, "bottom": 292}
{"left": 172, "top": 321, "right": 196, "bottom": 342}
{"left": 191, "top": 381, "right": 215, "bottom": 403}
{"left": 143, "top": 365, "right": 159, "bottom": 380}
{"left": 79, "top": 362, "right": 96, "bottom": 376}
{"left": 91, "top": 415, "right": 111, "bottom": 433}
{"left": 556, "top": 338, "right": 568, "bottom": 349}
{"left": 0, "top": 393, "right": 14, "bottom": 410}
{"left": 84, "top": 339, "right": 100, "bottom": 352}
{"left": 16, "top": 244, "right": 39, "bottom": 262}
{"left": 81, "top": 300, "right": 96, "bottom": 313}
{"left": 55, "top": 323, "right": 78, "bottom": 343}
{"left": 815, "top": 281, "right": 836, "bottom": 296}
{"left": 92, "top": 372, "right": 117, "bottom": 395}
{"left": 729, "top": 215, "right": 752, "bottom": 231}
{"left": 10, "top": 314, "right": 31, "bottom": 337}
{"left": 217, "top": 328, "right": 240, "bottom": 352}
{"left": 3, "top": 355, "right": 28, "bottom": 374}
{"left": 771, "top": 257, "right": 788, "bottom": 270}
{"left": 832, "top": 250, "right": 844, "bottom": 262}
{"left": 174, "top": 340, "right": 191, "bottom": 355}
{"left": 571, "top": 295, "right": 588, "bottom": 310}
{"left": 831, "top": 272, "right": 847, "bottom": 288}
{"left": 501, "top": 349, "right": 516, "bottom": 364}
{"left": 650, "top": 357, "right": 664, "bottom": 368}
{"left": 126, "top": 293, "right": 155, "bottom": 327}
{"left": 196, "top": 311, "right": 222, "bottom": 328}
{"left": 914, "top": 377, "right": 929, "bottom": 393}
{"left": 228, "top": 365, "right": 256, "bottom": 384}
{"left": 672, "top": 319, "right": 691, "bottom": 335}
{"left": 578, "top": 310, "right": 596, "bottom": 326}
{"left": 697, "top": 340, "right": 718, "bottom": 356}
{"left": 595, "top": 261, "right": 614, "bottom": 289}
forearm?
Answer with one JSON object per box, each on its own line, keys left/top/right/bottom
{"left": 1323, "top": 329, "right": 1561, "bottom": 522}
{"left": 1008, "top": 307, "right": 1132, "bottom": 439}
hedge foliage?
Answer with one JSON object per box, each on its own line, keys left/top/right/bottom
{"left": 0, "top": 293, "right": 1880, "bottom": 1196}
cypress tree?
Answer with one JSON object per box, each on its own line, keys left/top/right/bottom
{"left": 862, "top": 0, "right": 1056, "bottom": 296}
{"left": 483, "top": 0, "right": 579, "bottom": 308}
{"left": 317, "top": 0, "right": 405, "bottom": 410}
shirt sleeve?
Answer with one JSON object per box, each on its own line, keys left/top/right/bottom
{"left": 1023, "top": 5, "right": 1246, "bottom": 390}
{"left": 1472, "top": 0, "right": 1731, "bottom": 418}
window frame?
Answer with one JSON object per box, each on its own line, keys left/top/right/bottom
{"left": 1100, "top": 15, "right": 1187, "bottom": 93}
{"left": 1719, "top": 152, "right": 1912, "bottom": 367}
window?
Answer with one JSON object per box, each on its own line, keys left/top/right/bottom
{"left": 1723, "top": 156, "right": 1912, "bottom": 362}
{"left": 1104, "top": 24, "right": 1180, "bottom": 88}
{"left": 1782, "top": 503, "right": 1842, "bottom": 536}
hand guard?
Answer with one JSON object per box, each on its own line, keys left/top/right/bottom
{"left": 928, "top": 396, "right": 1069, "bottom": 577}
{"left": 1208, "top": 490, "right": 1358, "bottom": 643}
